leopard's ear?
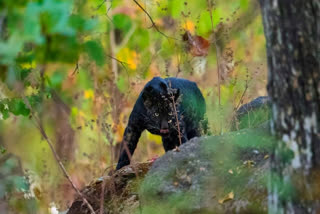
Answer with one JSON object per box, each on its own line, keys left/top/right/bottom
{"left": 160, "top": 82, "right": 167, "bottom": 91}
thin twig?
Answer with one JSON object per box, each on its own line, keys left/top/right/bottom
{"left": 22, "top": 97, "right": 96, "bottom": 214}
{"left": 168, "top": 81, "right": 182, "bottom": 146}
{"left": 106, "top": 54, "right": 129, "bottom": 66}
{"left": 235, "top": 69, "right": 250, "bottom": 110}
{"left": 96, "top": 0, "right": 107, "bottom": 10}
{"left": 72, "top": 62, "right": 79, "bottom": 76}
{"left": 131, "top": 0, "right": 177, "bottom": 40}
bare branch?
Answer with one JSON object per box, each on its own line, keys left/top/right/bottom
{"left": 22, "top": 97, "right": 96, "bottom": 214}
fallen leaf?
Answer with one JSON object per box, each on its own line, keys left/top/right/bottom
{"left": 243, "top": 160, "right": 255, "bottom": 168}
{"left": 218, "top": 191, "right": 234, "bottom": 204}
{"left": 173, "top": 146, "right": 180, "bottom": 152}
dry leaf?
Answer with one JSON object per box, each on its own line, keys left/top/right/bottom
{"left": 243, "top": 160, "right": 255, "bottom": 168}
{"left": 173, "top": 146, "right": 180, "bottom": 152}
{"left": 218, "top": 191, "right": 234, "bottom": 204}
{"left": 182, "top": 31, "right": 210, "bottom": 57}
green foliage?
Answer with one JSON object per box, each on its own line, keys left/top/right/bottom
{"left": 0, "top": 95, "right": 43, "bottom": 120}
{"left": 129, "top": 28, "right": 150, "bottom": 50}
{"left": 0, "top": 155, "right": 37, "bottom": 213}
{"left": 48, "top": 71, "right": 65, "bottom": 89}
{"left": 113, "top": 14, "right": 132, "bottom": 34}
{"left": 84, "top": 40, "right": 105, "bottom": 66}
{"left": 0, "top": 146, "right": 6, "bottom": 154}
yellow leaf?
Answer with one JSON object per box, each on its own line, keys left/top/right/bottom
{"left": 114, "top": 113, "right": 126, "bottom": 142}
{"left": 21, "top": 61, "right": 36, "bottom": 69}
{"left": 117, "top": 48, "right": 139, "bottom": 70}
{"left": 183, "top": 20, "right": 195, "bottom": 33}
{"left": 218, "top": 191, "right": 234, "bottom": 204}
{"left": 84, "top": 89, "right": 94, "bottom": 99}
{"left": 264, "top": 154, "right": 269, "bottom": 159}
{"left": 25, "top": 86, "right": 39, "bottom": 96}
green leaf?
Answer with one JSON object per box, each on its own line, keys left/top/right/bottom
{"left": 49, "top": 71, "right": 65, "bottom": 89}
{"left": 168, "top": 0, "right": 184, "bottom": 18}
{"left": 35, "top": 35, "right": 80, "bottom": 63}
{"left": 84, "top": 40, "right": 105, "bottom": 66}
{"left": 113, "top": 14, "right": 132, "bottom": 34}
{"left": 0, "top": 146, "right": 6, "bottom": 154}
{"left": 9, "top": 100, "right": 30, "bottom": 116}
{"left": 24, "top": 2, "right": 44, "bottom": 44}
{"left": 21, "top": 68, "right": 32, "bottom": 80}
{"left": 69, "top": 14, "right": 86, "bottom": 31}
{"left": 129, "top": 28, "right": 149, "bottom": 50}
{"left": 0, "top": 34, "right": 24, "bottom": 64}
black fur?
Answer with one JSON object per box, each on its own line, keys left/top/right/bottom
{"left": 116, "top": 77, "right": 207, "bottom": 170}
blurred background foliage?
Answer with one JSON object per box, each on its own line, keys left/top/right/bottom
{"left": 0, "top": 0, "right": 267, "bottom": 212}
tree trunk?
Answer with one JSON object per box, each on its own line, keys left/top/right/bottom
{"left": 259, "top": 0, "right": 320, "bottom": 213}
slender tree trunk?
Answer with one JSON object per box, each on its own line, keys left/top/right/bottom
{"left": 259, "top": 0, "right": 320, "bottom": 213}
{"left": 52, "top": 92, "right": 75, "bottom": 161}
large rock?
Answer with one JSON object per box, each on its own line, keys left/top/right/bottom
{"left": 140, "top": 123, "right": 272, "bottom": 213}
